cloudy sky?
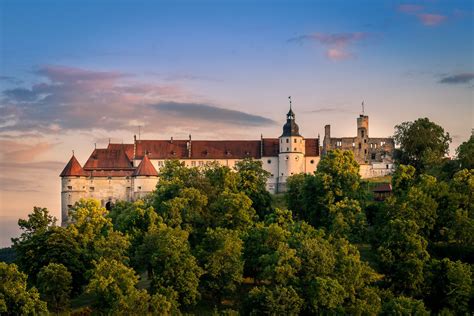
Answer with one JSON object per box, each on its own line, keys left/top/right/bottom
{"left": 0, "top": 0, "right": 472, "bottom": 246}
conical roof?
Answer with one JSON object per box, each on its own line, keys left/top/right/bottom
{"left": 60, "top": 155, "right": 88, "bottom": 177}
{"left": 133, "top": 154, "right": 158, "bottom": 176}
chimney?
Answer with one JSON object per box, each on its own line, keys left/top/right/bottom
{"left": 188, "top": 134, "right": 192, "bottom": 158}
{"left": 170, "top": 137, "right": 173, "bottom": 144}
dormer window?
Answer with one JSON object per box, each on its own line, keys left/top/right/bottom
{"left": 286, "top": 139, "right": 289, "bottom": 143}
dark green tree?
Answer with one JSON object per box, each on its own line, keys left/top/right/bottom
{"left": 0, "top": 262, "right": 47, "bottom": 315}
{"left": 243, "top": 285, "right": 303, "bottom": 316}
{"left": 394, "top": 117, "right": 451, "bottom": 172}
{"left": 456, "top": 134, "right": 474, "bottom": 170}
{"left": 37, "top": 263, "right": 72, "bottom": 313}
{"left": 195, "top": 228, "right": 244, "bottom": 301}
{"left": 381, "top": 296, "right": 429, "bottom": 315}
{"left": 136, "top": 225, "right": 203, "bottom": 306}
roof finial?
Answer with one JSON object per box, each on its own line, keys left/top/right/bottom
{"left": 72, "top": 150, "right": 75, "bottom": 156}
{"left": 361, "top": 100, "right": 365, "bottom": 115}
{"left": 288, "top": 96, "right": 292, "bottom": 110}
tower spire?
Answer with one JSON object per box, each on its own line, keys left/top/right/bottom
{"left": 289, "top": 96, "right": 292, "bottom": 111}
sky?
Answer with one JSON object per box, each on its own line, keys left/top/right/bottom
{"left": 0, "top": 0, "right": 473, "bottom": 247}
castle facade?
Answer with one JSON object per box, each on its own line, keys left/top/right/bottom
{"left": 60, "top": 107, "right": 394, "bottom": 225}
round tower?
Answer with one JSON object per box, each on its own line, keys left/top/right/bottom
{"left": 60, "top": 153, "right": 88, "bottom": 226}
{"left": 357, "top": 114, "right": 369, "bottom": 162}
{"left": 278, "top": 98, "right": 305, "bottom": 191}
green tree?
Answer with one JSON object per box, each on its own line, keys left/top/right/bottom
{"left": 286, "top": 149, "right": 362, "bottom": 228}
{"left": 381, "top": 296, "right": 429, "bottom": 316}
{"left": 394, "top": 117, "right": 451, "bottom": 172}
{"left": 456, "top": 134, "right": 474, "bottom": 170}
{"left": 137, "top": 225, "right": 203, "bottom": 306}
{"left": 195, "top": 228, "right": 244, "bottom": 301}
{"left": 234, "top": 158, "right": 273, "bottom": 219}
{"left": 13, "top": 225, "right": 86, "bottom": 291}
{"left": 37, "top": 263, "right": 72, "bottom": 313}
{"left": 243, "top": 285, "right": 303, "bottom": 316}
{"left": 210, "top": 191, "right": 257, "bottom": 231}
{"left": 425, "top": 258, "right": 473, "bottom": 314}
{"left": 0, "top": 262, "right": 47, "bottom": 315}
{"left": 86, "top": 258, "right": 150, "bottom": 314}
{"left": 327, "top": 198, "right": 367, "bottom": 242}
{"left": 377, "top": 219, "right": 429, "bottom": 295}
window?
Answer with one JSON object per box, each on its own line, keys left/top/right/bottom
{"left": 199, "top": 161, "right": 204, "bottom": 166}
{"left": 310, "top": 160, "right": 315, "bottom": 164}
{"left": 267, "top": 159, "right": 272, "bottom": 164}
{"left": 270, "top": 174, "right": 274, "bottom": 177}
{"left": 90, "top": 187, "right": 94, "bottom": 191}
{"left": 286, "top": 139, "right": 289, "bottom": 143}
{"left": 138, "top": 186, "right": 142, "bottom": 190}
{"left": 371, "top": 153, "right": 376, "bottom": 160}
{"left": 386, "top": 164, "right": 389, "bottom": 169}
{"left": 158, "top": 161, "right": 163, "bottom": 167}
{"left": 285, "top": 156, "right": 289, "bottom": 160}
{"left": 352, "top": 142, "right": 355, "bottom": 147}
{"left": 364, "top": 149, "right": 367, "bottom": 154}
{"left": 295, "top": 156, "right": 299, "bottom": 160}
{"left": 67, "top": 186, "right": 72, "bottom": 190}
{"left": 381, "top": 141, "right": 385, "bottom": 146}
{"left": 294, "top": 139, "right": 297, "bottom": 143}
{"left": 361, "top": 130, "right": 365, "bottom": 137}
{"left": 107, "top": 176, "right": 112, "bottom": 180}
{"left": 358, "top": 143, "right": 361, "bottom": 149}
{"left": 291, "top": 172, "right": 294, "bottom": 175}
{"left": 370, "top": 143, "right": 373, "bottom": 148}
{"left": 191, "top": 161, "right": 196, "bottom": 167}
{"left": 336, "top": 141, "right": 342, "bottom": 147}
{"left": 286, "top": 147, "right": 289, "bottom": 151}
{"left": 67, "top": 204, "right": 72, "bottom": 209}
{"left": 281, "top": 173, "right": 284, "bottom": 176}
{"left": 294, "top": 147, "right": 297, "bottom": 151}
{"left": 364, "top": 139, "right": 367, "bottom": 143}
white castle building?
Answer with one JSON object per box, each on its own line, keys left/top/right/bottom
{"left": 60, "top": 105, "right": 394, "bottom": 225}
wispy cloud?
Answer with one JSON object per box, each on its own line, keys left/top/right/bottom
{"left": 0, "top": 75, "right": 23, "bottom": 85}
{"left": 287, "top": 32, "right": 369, "bottom": 61}
{"left": 0, "top": 140, "right": 60, "bottom": 162}
{"left": 155, "top": 102, "right": 276, "bottom": 126}
{"left": 438, "top": 73, "right": 474, "bottom": 84}
{"left": 397, "top": 4, "right": 447, "bottom": 27}
{"left": 417, "top": 13, "right": 447, "bottom": 26}
{"left": 0, "top": 65, "right": 275, "bottom": 135}
{"left": 397, "top": 4, "right": 424, "bottom": 14}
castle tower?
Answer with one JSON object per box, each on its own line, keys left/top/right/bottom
{"left": 60, "top": 154, "right": 88, "bottom": 226}
{"left": 132, "top": 153, "right": 159, "bottom": 200}
{"left": 278, "top": 97, "right": 305, "bottom": 191}
{"left": 356, "top": 114, "right": 369, "bottom": 162}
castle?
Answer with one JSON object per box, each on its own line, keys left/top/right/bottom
{"left": 60, "top": 105, "right": 394, "bottom": 225}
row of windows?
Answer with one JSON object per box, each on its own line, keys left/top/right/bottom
{"left": 335, "top": 141, "right": 387, "bottom": 148}
{"left": 266, "top": 158, "right": 315, "bottom": 164}
{"left": 280, "top": 138, "right": 303, "bottom": 144}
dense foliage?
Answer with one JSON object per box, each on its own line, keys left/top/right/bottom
{"left": 1, "top": 124, "right": 473, "bottom": 314}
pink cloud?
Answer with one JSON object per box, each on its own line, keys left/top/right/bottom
{"left": 417, "top": 13, "right": 447, "bottom": 26}
{"left": 288, "top": 32, "right": 368, "bottom": 61}
{"left": 326, "top": 48, "right": 352, "bottom": 61}
{"left": 398, "top": 4, "right": 424, "bottom": 14}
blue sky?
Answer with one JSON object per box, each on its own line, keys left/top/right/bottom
{"left": 0, "top": 0, "right": 473, "bottom": 246}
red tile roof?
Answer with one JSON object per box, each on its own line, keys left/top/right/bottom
{"left": 84, "top": 147, "right": 133, "bottom": 170}
{"left": 305, "top": 138, "right": 320, "bottom": 156}
{"left": 133, "top": 154, "right": 158, "bottom": 176}
{"left": 60, "top": 155, "right": 88, "bottom": 177}
{"left": 192, "top": 140, "right": 261, "bottom": 159}
{"left": 262, "top": 138, "right": 279, "bottom": 157}
{"left": 373, "top": 183, "right": 392, "bottom": 192}
{"left": 107, "top": 143, "right": 134, "bottom": 160}
{"left": 135, "top": 140, "right": 189, "bottom": 159}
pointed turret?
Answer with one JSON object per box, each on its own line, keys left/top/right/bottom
{"left": 60, "top": 154, "right": 87, "bottom": 177}
{"left": 133, "top": 154, "right": 158, "bottom": 176}
{"left": 281, "top": 96, "right": 301, "bottom": 137}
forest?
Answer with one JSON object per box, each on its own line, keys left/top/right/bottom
{"left": 1, "top": 117, "right": 473, "bottom": 315}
